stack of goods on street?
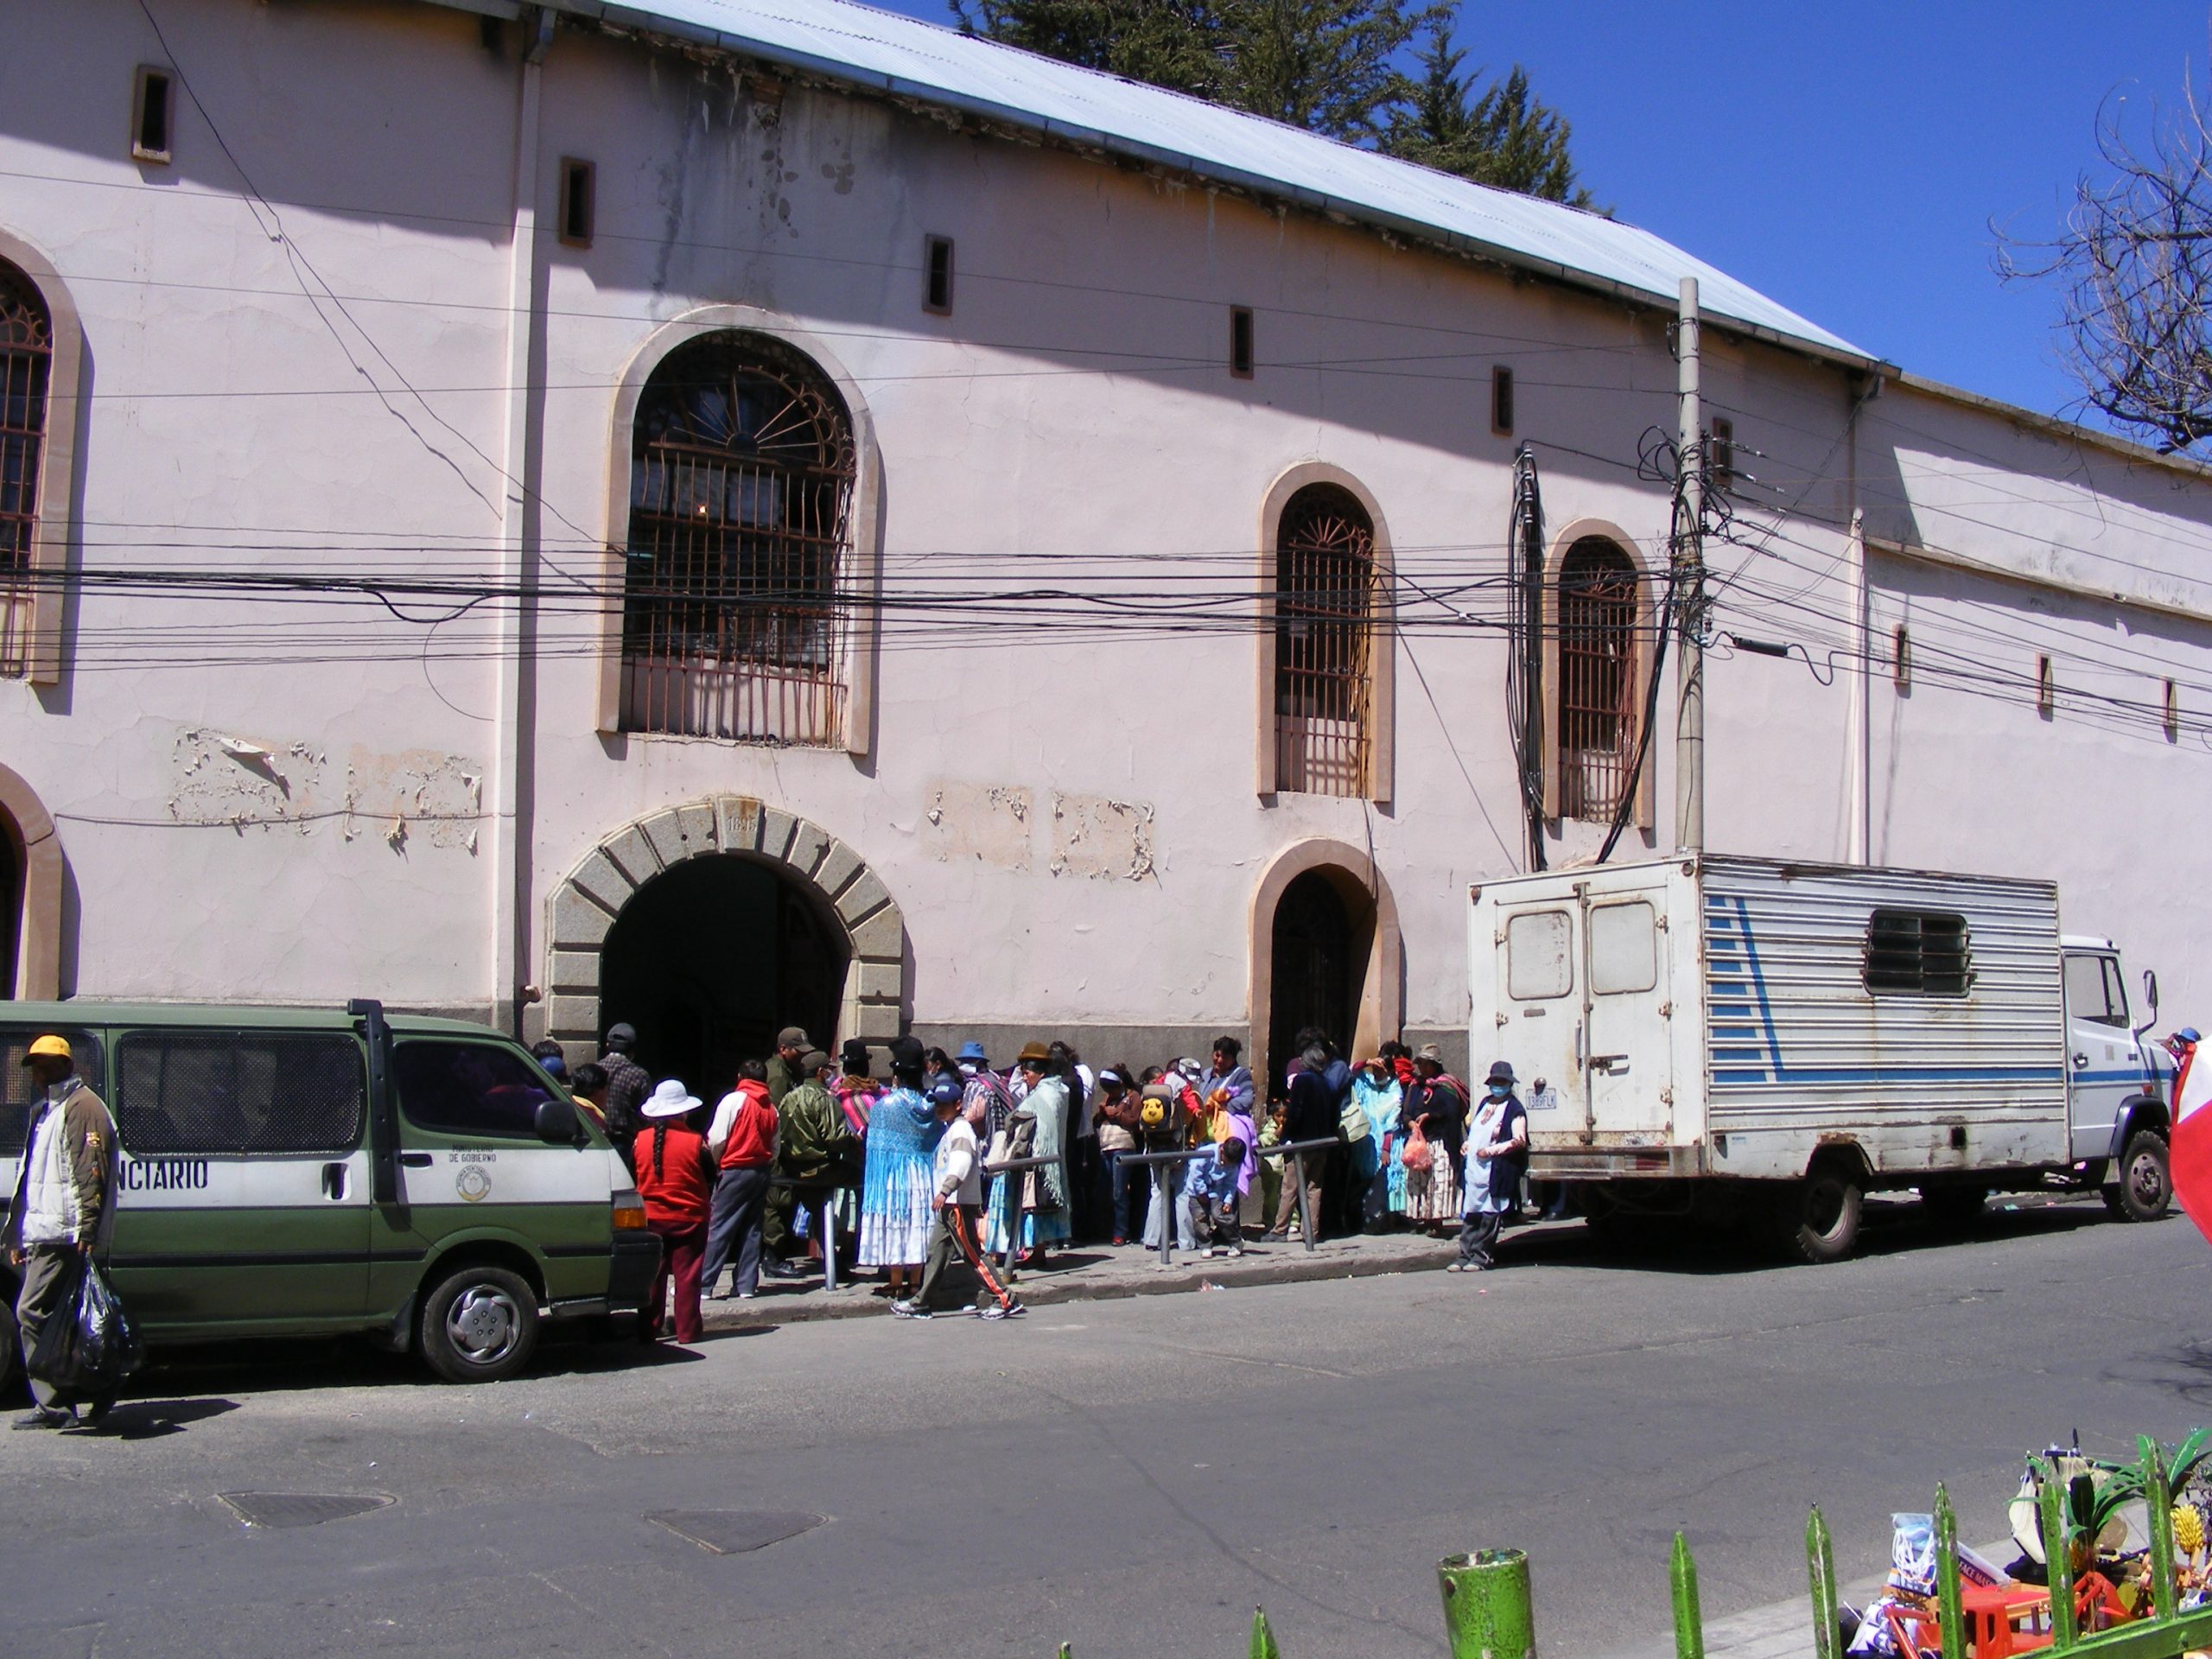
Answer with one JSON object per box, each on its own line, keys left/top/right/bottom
{"left": 1843, "top": 1433, "right": 2212, "bottom": 1657}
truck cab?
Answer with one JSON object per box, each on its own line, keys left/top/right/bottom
{"left": 2059, "top": 935, "right": 2172, "bottom": 1221}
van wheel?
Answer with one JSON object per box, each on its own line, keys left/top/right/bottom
{"left": 1920, "top": 1185, "right": 1987, "bottom": 1229}
{"left": 1775, "top": 1169, "right": 1862, "bottom": 1263}
{"left": 419, "top": 1265, "right": 539, "bottom": 1384}
{"left": 2102, "top": 1130, "right": 2171, "bottom": 1223}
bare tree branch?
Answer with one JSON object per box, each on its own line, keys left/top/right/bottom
{"left": 1998, "top": 67, "right": 2212, "bottom": 454}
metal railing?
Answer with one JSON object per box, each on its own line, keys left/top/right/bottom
{"left": 1255, "top": 1137, "right": 1340, "bottom": 1256}
{"left": 1043, "top": 1435, "right": 2212, "bottom": 1658}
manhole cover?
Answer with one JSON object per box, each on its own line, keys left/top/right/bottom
{"left": 219, "top": 1491, "right": 397, "bottom": 1529}
{"left": 645, "top": 1510, "right": 827, "bottom": 1554}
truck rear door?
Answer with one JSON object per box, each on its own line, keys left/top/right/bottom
{"left": 1582, "top": 885, "right": 1675, "bottom": 1137}
{"left": 1493, "top": 879, "right": 1674, "bottom": 1141}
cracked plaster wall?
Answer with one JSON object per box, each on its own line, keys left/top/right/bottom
{"left": 5, "top": 0, "right": 2212, "bottom": 1039}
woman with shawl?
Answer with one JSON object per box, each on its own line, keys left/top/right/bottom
{"left": 858, "top": 1036, "right": 941, "bottom": 1301}
{"left": 1352, "top": 1056, "right": 1405, "bottom": 1228}
{"left": 988, "top": 1042, "right": 1072, "bottom": 1265}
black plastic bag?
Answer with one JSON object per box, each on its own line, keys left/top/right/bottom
{"left": 27, "top": 1255, "right": 143, "bottom": 1396}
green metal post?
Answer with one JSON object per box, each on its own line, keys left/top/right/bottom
{"left": 2037, "top": 1459, "right": 2079, "bottom": 1650}
{"left": 1669, "top": 1532, "right": 1706, "bottom": 1659}
{"left": 1247, "top": 1609, "right": 1281, "bottom": 1659}
{"left": 1807, "top": 1507, "right": 1841, "bottom": 1659}
{"left": 1439, "top": 1549, "right": 1536, "bottom": 1659}
{"left": 2144, "top": 1433, "right": 2179, "bottom": 1624}
{"left": 1934, "top": 1485, "right": 1966, "bottom": 1659}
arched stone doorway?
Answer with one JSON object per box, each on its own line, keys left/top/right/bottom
{"left": 599, "top": 857, "right": 849, "bottom": 1102}
{"left": 0, "top": 760, "right": 62, "bottom": 1000}
{"left": 1247, "top": 839, "right": 1402, "bottom": 1094}
{"left": 541, "top": 798, "right": 905, "bottom": 1086}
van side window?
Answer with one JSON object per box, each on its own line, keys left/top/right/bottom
{"left": 395, "top": 1040, "right": 557, "bottom": 1140}
{"left": 1863, "top": 909, "right": 1972, "bottom": 996}
{"left": 2064, "top": 954, "right": 2127, "bottom": 1027}
{"left": 117, "top": 1033, "right": 364, "bottom": 1155}
{"left": 0, "top": 1029, "right": 104, "bottom": 1156}
{"left": 1506, "top": 910, "right": 1573, "bottom": 999}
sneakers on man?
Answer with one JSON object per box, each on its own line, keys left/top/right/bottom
{"left": 12, "top": 1405, "right": 73, "bottom": 1431}
{"left": 889, "top": 1300, "right": 932, "bottom": 1319}
{"left": 979, "top": 1300, "right": 1026, "bottom": 1321}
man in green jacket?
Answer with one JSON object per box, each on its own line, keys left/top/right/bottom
{"left": 766, "top": 1027, "right": 810, "bottom": 1108}
{"left": 764, "top": 1050, "right": 860, "bottom": 1281}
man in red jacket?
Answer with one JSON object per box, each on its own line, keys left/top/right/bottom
{"left": 702, "top": 1058, "right": 779, "bottom": 1300}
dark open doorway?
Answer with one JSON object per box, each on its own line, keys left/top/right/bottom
{"left": 1268, "top": 868, "right": 1363, "bottom": 1096}
{"left": 598, "top": 855, "right": 847, "bottom": 1101}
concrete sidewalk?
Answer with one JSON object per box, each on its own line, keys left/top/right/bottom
{"left": 696, "top": 1221, "right": 1554, "bottom": 1330}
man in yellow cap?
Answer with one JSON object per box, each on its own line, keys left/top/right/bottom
{"left": 5, "top": 1035, "right": 120, "bottom": 1429}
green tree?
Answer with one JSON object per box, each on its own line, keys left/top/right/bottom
{"left": 955, "top": 0, "right": 1593, "bottom": 204}
{"left": 1382, "top": 22, "right": 1594, "bottom": 207}
{"left": 950, "top": 0, "right": 1236, "bottom": 102}
{"left": 955, "top": 0, "right": 1449, "bottom": 145}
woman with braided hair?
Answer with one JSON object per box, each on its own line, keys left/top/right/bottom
{"left": 632, "top": 1079, "right": 715, "bottom": 1344}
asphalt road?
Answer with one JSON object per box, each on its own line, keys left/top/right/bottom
{"left": 7, "top": 1198, "right": 2209, "bottom": 1659}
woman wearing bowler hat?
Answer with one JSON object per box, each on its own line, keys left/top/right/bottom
{"left": 1449, "top": 1062, "right": 1529, "bottom": 1273}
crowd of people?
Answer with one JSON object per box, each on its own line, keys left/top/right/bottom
{"left": 550, "top": 1021, "right": 1541, "bottom": 1343}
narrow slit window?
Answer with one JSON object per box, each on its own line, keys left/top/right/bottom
{"left": 1710, "top": 417, "right": 1735, "bottom": 495}
{"left": 1230, "top": 306, "right": 1255, "bottom": 378}
{"left": 1491, "top": 365, "right": 1514, "bottom": 435}
{"left": 1864, "top": 908, "right": 1972, "bottom": 996}
{"left": 1892, "top": 626, "right": 1911, "bottom": 693}
{"left": 2036, "top": 654, "right": 2055, "bottom": 717}
{"left": 133, "top": 66, "right": 174, "bottom": 164}
{"left": 558, "top": 158, "right": 595, "bottom": 248}
{"left": 2165, "top": 678, "right": 2180, "bottom": 741}
{"left": 923, "top": 235, "right": 953, "bottom": 315}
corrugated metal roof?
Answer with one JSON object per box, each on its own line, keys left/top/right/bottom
{"left": 543, "top": 0, "right": 1875, "bottom": 365}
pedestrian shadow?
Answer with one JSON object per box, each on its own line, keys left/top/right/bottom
{"left": 91, "top": 1396, "right": 239, "bottom": 1440}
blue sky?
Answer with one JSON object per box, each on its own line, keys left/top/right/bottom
{"left": 869, "top": 0, "right": 2210, "bottom": 428}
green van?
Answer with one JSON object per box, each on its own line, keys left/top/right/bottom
{"left": 0, "top": 999, "right": 659, "bottom": 1385}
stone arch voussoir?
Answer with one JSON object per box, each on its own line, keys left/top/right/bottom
{"left": 542, "top": 797, "right": 906, "bottom": 1052}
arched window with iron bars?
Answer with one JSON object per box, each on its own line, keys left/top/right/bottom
{"left": 0, "top": 262, "right": 50, "bottom": 678}
{"left": 1274, "top": 484, "right": 1376, "bottom": 797}
{"left": 1554, "top": 536, "right": 1640, "bottom": 821}
{"left": 621, "top": 332, "right": 855, "bottom": 743}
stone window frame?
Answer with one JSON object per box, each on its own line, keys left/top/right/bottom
{"left": 595, "top": 307, "right": 882, "bottom": 757}
{"left": 1253, "top": 461, "right": 1396, "bottom": 803}
{"left": 0, "top": 229, "right": 84, "bottom": 688}
{"left": 1541, "top": 516, "right": 1655, "bottom": 830}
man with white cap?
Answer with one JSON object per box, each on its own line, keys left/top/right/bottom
{"left": 6, "top": 1035, "right": 119, "bottom": 1429}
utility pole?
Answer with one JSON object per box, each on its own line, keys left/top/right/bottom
{"left": 1673, "top": 276, "right": 1704, "bottom": 855}
{"left": 1845, "top": 507, "right": 1871, "bottom": 864}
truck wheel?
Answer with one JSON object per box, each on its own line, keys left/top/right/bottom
{"left": 1776, "top": 1170, "right": 1862, "bottom": 1263}
{"left": 1920, "top": 1185, "right": 1986, "bottom": 1229}
{"left": 2102, "top": 1129, "right": 2171, "bottom": 1223}
{"left": 418, "top": 1264, "right": 540, "bottom": 1384}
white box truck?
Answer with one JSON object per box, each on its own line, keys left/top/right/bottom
{"left": 1466, "top": 855, "right": 2175, "bottom": 1261}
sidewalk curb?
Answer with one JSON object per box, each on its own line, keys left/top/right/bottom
{"left": 692, "top": 1233, "right": 1508, "bottom": 1330}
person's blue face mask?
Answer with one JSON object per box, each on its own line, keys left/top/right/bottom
{"left": 1489, "top": 1083, "right": 1510, "bottom": 1098}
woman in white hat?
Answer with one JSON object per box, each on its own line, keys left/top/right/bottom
{"left": 633, "top": 1079, "right": 714, "bottom": 1343}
